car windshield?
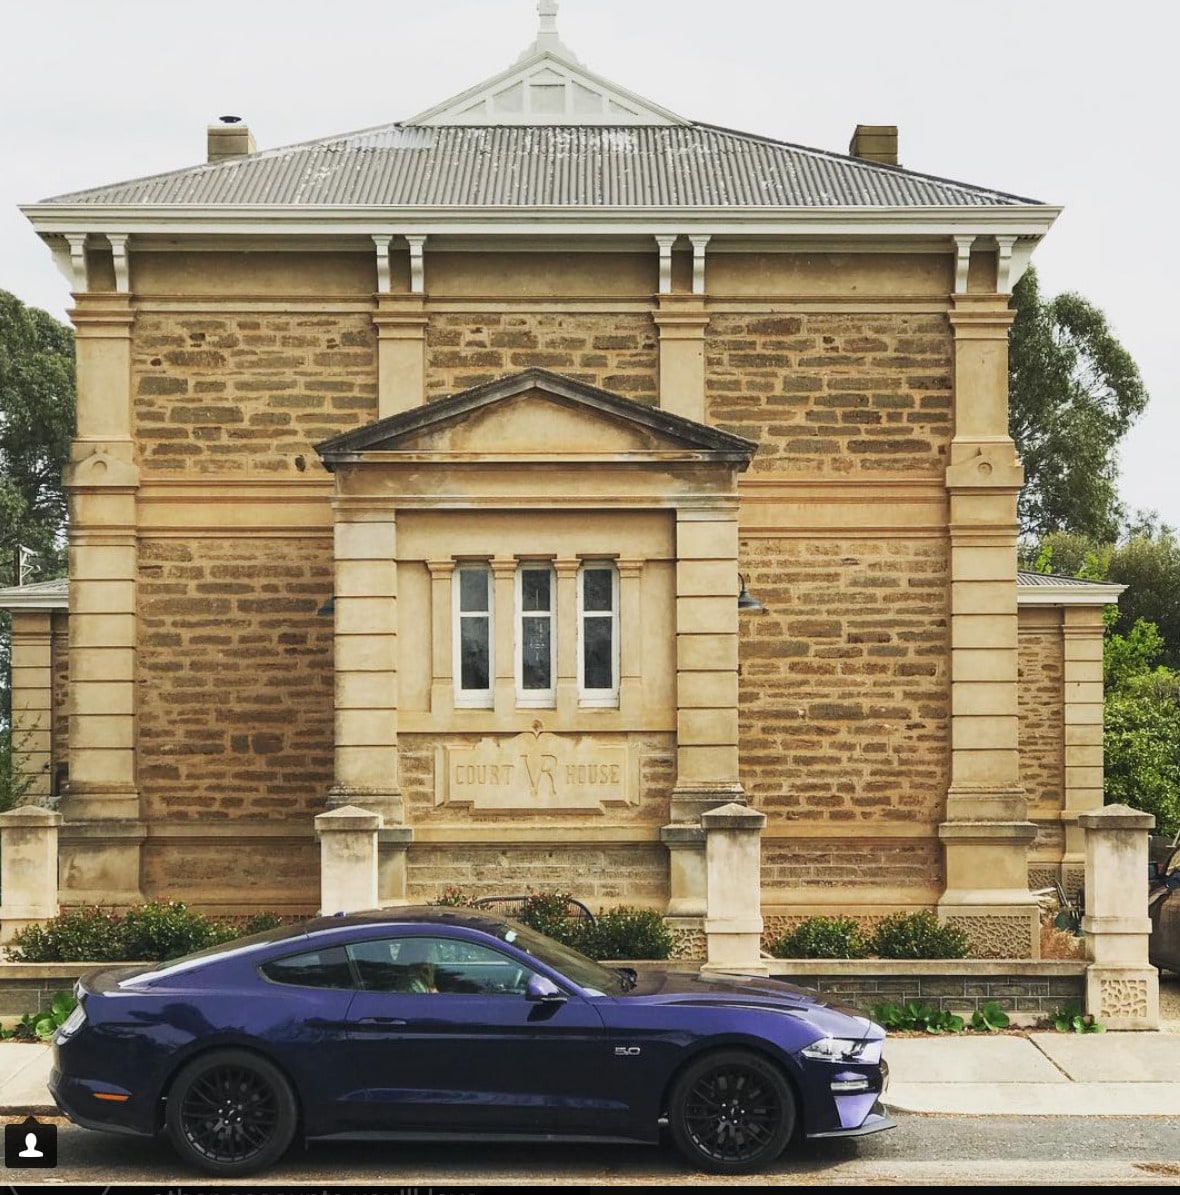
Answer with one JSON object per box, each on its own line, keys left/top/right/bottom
{"left": 494, "top": 921, "right": 630, "bottom": 995}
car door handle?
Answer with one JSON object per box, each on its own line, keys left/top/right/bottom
{"left": 355, "top": 1016, "right": 407, "bottom": 1026}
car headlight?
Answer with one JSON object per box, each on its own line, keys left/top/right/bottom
{"left": 801, "top": 1036, "right": 881, "bottom": 1064}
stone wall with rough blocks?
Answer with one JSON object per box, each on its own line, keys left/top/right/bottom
{"left": 132, "top": 313, "right": 377, "bottom": 475}
{"left": 142, "top": 837, "right": 319, "bottom": 913}
{"left": 137, "top": 536, "right": 334, "bottom": 821}
{"left": 762, "top": 838, "right": 942, "bottom": 892}
{"left": 707, "top": 313, "right": 952, "bottom": 477}
{"left": 405, "top": 843, "right": 669, "bottom": 906}
{"left": 737, "top": 538, "right": 950, "bottom": 826}
{"left": 51, "top": 613, "right": 69, "bottom": 774}
{"left": 426, "top": 313, "right": 657, "bottom": 402}
{"left": 1019, "top": 608, "right": 1065, "bottom": 820}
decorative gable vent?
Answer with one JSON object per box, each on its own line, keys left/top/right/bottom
{"left": 409, "top": 53, "right": 682, "bottom": 127}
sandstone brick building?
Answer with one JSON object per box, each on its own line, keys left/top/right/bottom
{"left": 3, "top": 4, "right": 1122, "bottom": 957}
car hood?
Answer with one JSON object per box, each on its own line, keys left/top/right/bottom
{"left": 617, "top": 969, "right": 881, "bottom": 1037}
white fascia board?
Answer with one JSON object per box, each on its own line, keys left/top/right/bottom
{"left": 1017, "top": 582, "right": 1126, "bottom": 607}
{"left": 0, "top": 592, "right": 69, "bottom": 611}
{"left": 22, "top": 204, "right": 1062, "bottom": 241}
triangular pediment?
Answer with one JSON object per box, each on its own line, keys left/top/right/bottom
{"left": 315, "top": 369, "right": 755, "bottom": 465}
{"left": 406, "top": 49, "right": 687, "bottom": 127}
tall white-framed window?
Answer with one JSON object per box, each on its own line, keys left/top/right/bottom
{"left": 453, "top": 563, "right": 493, "bottom": 708}
{"left": 515, "top": 563, "right": 555, "bottom": 707}
{"left": 578, "top": 560, "right": 619, "bottom": 707}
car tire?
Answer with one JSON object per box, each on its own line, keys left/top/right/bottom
{"left": 165, "top": 1048, "right": 298, "bottom": 1177}
{"left": 667, "top": 1048, "right": 796, "bottom": 1174}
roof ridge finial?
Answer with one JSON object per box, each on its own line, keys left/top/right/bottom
{"left": 538, "top": 0, "right": 559, "bottom": 46}
{"left": 518, "top": 0, "right": 580, "bottom": 63}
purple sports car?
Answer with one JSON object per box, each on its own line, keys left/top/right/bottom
{"left": 50, "top": 907, "right": 893, "bottom": 1176}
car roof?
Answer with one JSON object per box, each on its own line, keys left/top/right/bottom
{"left": 301, "top": 906, "right": 512, "bottom": 936}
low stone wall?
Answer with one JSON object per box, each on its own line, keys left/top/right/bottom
{"left": 0, "top": 963, "right": 119, "bottom": 1017}
{"left": 768, "top": 959, "right": 1088, "bottom": 1016}
{"left": 0, "top": 958, "right": 1088, "bottom": 1020}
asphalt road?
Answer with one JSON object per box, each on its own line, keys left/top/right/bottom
{"left": 7, "top": 1113, "right": 1180, "bottom": 1187}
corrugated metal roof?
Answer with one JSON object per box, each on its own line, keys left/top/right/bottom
{"left": 1016, "top": 571, "right": 1112, "bottom": 587}
{"left": 40, "top": 123, "right": 1041, "bottom": 209}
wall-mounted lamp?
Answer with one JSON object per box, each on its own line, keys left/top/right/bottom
{"left": 317, "top": 595, "right": 335, "bottom": 617}
{"left": 737, "top": 574, "right": 764, "bottom": 612}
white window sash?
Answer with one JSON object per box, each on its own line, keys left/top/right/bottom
{"left": 515, "top": 564, "right": 555, "bottom": 707}
{"left": 453, "top": 564, "right": 493, "bottom": 709}
{"left": 577, "top": 562, "right": 619, "bottom": 707}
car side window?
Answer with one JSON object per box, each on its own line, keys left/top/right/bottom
{"left": 260, "top": 946, "right": 353, "bottom": 989}
{"left": 345, "top": 936, "right": 534, "bottom": 996}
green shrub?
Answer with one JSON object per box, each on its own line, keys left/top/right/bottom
{"left": 430, "top": 886, "right": 479, "bottom": 907}
{"left": 515, "top": 890, "right": 582, "bottom": 943}
{"left": 119, "top": 902, "right": 225, "bottom": 961}
{"left": 8, "top": 907, "right": 128, "bottom": 962}
{"left": 871, "top": 911, "right": 970, "bottom": 960}
{"left": 768, "top": 916, "right": 871, "bottom": 960}
{"left": 8, "top": 904, "right": 287, "bottom": 963}
{"left": 568, "top": 907, "right": 672, "bottom": 960}
{"left": 239, "top": 912, "right": 288, "bottom": 935}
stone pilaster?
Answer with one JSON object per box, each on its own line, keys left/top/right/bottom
{"left": 1060, "top": 606, "right": 1106, "bottom": 893}
{"left": 938, "top": 293, "right": 1038, "bottom": 958}
{"left": 8, "top": 612, "right": 53, "bottom": 800}
{"left": 663, "top": 506, "right": 743, "bottom": 923}
{"left": 373, "top": 294, "right": 428, "bottom": 419}
{"left": 328, "top": 505, "right": 404, "bottom": 828}
{"left": 61, "top": 293, "right": 143, "bottom": 903}
{"left": 653, "top": 295, "right": 710, "bottom": 423}
{"left": 670, "top": 506, "right": 743, "bottom": 822}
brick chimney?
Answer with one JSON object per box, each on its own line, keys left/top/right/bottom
{"left": 207, "top": 116, "right": 256, "bottom": 163}
{"left": 848, "top": 125, "right": 899, "bottom": 166}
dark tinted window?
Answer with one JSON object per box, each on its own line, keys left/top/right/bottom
{"left": 260, "top": 946, "right": 353, "bottom": 989}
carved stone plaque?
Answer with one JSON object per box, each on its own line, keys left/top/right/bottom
{"left": 436, "top": 724, "right": 634, "bottom": 811}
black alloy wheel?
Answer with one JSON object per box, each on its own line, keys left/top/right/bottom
{"left": 165, "top": 1048, "right": 298, "bottom": 1176}
{"left": 668, "top": 1049, "right": 795, "bottom": 1173}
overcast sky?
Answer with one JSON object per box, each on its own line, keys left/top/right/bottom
{"left": 2, "top": 0, "right": 1174, "bottom": 530}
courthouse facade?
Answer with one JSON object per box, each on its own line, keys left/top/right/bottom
{"left": 3, "top": 5, "right": 1121, "bottom": 956}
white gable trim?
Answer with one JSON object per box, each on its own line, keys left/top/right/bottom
{"left": 405, "top": 49, "right": 687, "bottom": 127}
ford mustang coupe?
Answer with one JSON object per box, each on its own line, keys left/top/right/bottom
{"left": 51, "top": 907, "right": 893, "bottom": 1176}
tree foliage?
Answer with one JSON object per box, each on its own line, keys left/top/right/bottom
{"left": 0, "top": 289, "right": 75, "bottom": 728}
{"left": 1103, "top": 612, "right": 1180, "bottom": 836}
{"left": 1008, "top": 267, "right": 1148, "bottom": 541}
{"left": 1026, "top": 527, "right": 1180, "bottom": 671}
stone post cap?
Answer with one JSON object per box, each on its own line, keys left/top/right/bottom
{"left": 314, "top": 805, "right": 384, "bottom": 833}
{"left": 659, "top": 823, "right": 707, "bottom": 846}
{"left": 701, "top": 803, "right": 767, "bottom": 831}
{"left": 1077, "top": 804, "right": 1155, "bottom": 831}
{"left": 378, "top": 827, "right": 414, "bottom": 847}
{"left": 0, "top": 805, "right": 63, "bottom": 829}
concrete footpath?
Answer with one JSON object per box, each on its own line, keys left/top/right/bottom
{"left": 884, "top": 1030, "right": 1180, "bottom": 1116}
{"left": 4, "top": 1030, "right": 1180, "bottom": 1121}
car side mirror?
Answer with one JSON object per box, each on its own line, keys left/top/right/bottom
{"left": 525, "top": 974, "right": 565, "bottom": 1003}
